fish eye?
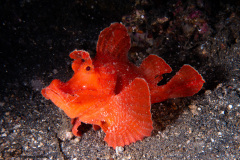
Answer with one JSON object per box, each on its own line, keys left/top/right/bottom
{"left": 86, "top": 66, "right": 91, "bottom": 71}
{"left": 81, "top": 59, "right": 85, "bottom": 62}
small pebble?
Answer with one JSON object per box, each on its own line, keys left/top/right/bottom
{"left": 228, "top": 104, "right": 233, "bottom": 110}
{"left": 189, "top": 104, "right": 198, "bottom": 115}
{"left": 115, "top": 146, "right": 124, "bottom": 155}
{"left": 0, "top": 102, "right": 5, "bottom": 107}
{"left": 65, "top": 131, "right": 74, "bottom": 140}
{"left": 53, "top": 69, "right": 58, "bottom": 74}
{"left": 217, "top": 132, "right": 222, "bottom": 137}
{"left": 204, "top": 90, "right": 212, "bottom": 95}
{"left": 72, "top": 137, "right": 81, "bottom": 143}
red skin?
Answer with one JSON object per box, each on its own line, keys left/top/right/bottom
{"left": 42, "top": 23, "right": 205, "bottom": 149}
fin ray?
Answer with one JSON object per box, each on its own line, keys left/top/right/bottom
{"left": 101, "top": 78, "right": 153, "bottom": 149}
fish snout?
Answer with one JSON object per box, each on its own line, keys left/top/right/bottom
{"left": 41, "top": 79, "right": 67, "bottom": 103}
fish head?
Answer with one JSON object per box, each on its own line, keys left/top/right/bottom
{"left": 41, "top": 50, "right": 117, "bottom": 118}
{"left": 68, "top": 50, "right": 117, "bottom": 93}
{"left": 66, "top": 50, "right": 100, "bottom": 90}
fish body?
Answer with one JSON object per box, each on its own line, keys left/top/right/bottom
{"left": 42, "top": 23, "right": 205, "bottom": 148}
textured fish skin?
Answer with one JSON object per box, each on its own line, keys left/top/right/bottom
{"left": 41, "top": 23, "right": 205, "bottom": 149}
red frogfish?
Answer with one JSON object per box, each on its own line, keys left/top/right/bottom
{"left": 41, "top": 23, "right": 205, "bottom": 149}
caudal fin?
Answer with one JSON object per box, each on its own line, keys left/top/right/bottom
{"left": 151, "top": 65, "right": 205, "bottom": 104}
{"left": 139, "top": 55, "right": 172, "bottom": 88}
{"left": 101, "top": 78, "right": 153, "bottom": 149}
{"left": 96, "top": 23, "right": 131, "bottom": 62}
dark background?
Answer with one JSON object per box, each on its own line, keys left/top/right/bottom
{"left": 0, "top": 0, "right": 239, "bottom": 159}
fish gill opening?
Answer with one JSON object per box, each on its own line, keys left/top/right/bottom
{"left": 114, "top": 75, "right": 123, "bottom": 95}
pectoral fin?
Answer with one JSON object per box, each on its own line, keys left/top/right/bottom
{"left": 71, "top": 118, "right": 82, "bottom": 136}
{"left": 101, "top": 78, "right": 153, "bottom": 149}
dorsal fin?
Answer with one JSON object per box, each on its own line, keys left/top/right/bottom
{"left": 96, "top": 23, "right": 131, "bottom": 62}
{"left": 100, "top": 78, "right": 153, "bottom": 149}
{"left": 139, "top": 55, "right": 172, "bottom": 88}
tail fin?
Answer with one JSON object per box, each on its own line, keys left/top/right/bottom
{"left": 96, "top": 23, "right": 130, "bottom": 62}
{"left": 151, "top": 65, "right": 205, "bottom": 104}
{"left": 139, "top": 55, "right": 172, "bottom": 88}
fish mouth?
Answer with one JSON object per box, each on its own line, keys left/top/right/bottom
{"left": 41, "top": 79, "right": 76, "bottom": 116}
{"left": 41, "top": 79, "right": 66, "bottom": 100}
{"left": 41, "top": 86, "right": 63, "bottom": 102}
{"left": 41, "top": 79, "right": 101, "bottom": 119}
